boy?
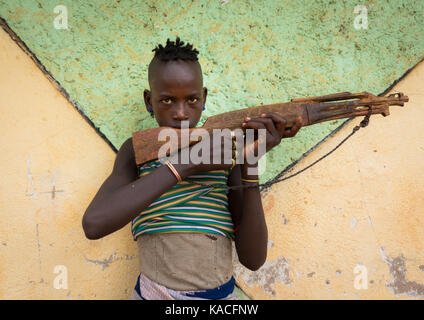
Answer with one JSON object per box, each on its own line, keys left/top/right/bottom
{"left": 82, "top": 37, "right": 302, "bottom": 299}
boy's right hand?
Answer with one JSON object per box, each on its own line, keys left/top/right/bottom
{"left": 169, "top": 131, "right": 237, "bottom": 174}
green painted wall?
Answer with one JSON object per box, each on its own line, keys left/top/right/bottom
{"left": 1, "top": 0, "right": 423, "bottom": 182}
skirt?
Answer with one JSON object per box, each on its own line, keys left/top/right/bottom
{"left": 131, "top": 272, "right": 236, "bottom": 300}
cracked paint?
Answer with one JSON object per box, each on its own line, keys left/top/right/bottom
{"left": 380, "top": 247, "right": 424, "bottom": 298}
{"left": 25, "top": 155, "right": 37, "bottom": 198}
{"left": 35, "top": 224, "right": 41, "bottom": 267}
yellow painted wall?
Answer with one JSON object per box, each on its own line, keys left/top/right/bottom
{"left": 0, "top": 28, "right": 139, "bottom": 299}
{"left": 1, "top": 23, "right": 423, "bottom": 299}
{"left": 234, "top": 62, "right": 424, "bottom": 299}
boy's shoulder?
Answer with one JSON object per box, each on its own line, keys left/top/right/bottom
{"left": 114, "top": 137, "right": 137, "bottom": 173}
{"left": 121, "top": 136, "right": 135, "bottom": 160}
{"left": 121, "top": 136, "right": 133, "bottom": 149}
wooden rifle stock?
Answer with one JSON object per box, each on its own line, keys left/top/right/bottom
{"left": 132, "top": 91, "right": 408, "bottom": 166}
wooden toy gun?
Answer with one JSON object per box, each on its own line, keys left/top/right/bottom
{"left": 132, "top": 91, "right": 409, "bottom": 166}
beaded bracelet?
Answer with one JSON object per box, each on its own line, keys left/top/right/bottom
{"left": 165, "top": 160, "right": 182, "bottom": 182}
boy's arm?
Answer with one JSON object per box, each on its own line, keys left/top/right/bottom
{"left": 82, "top": 137, "right": 195, "bottom": 240}
{"left": 228, "top": 112, "right": 302, "bottom": 270}
{"left": 228, "top": 163, "right": 268, "bottom": 271}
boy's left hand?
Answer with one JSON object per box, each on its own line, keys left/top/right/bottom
{"left": 241, "top": 112, "right": 303, "bottom": 160}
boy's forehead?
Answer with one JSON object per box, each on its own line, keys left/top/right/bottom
{"left": 149, "top": 59, "right": 203, "bottom": 90}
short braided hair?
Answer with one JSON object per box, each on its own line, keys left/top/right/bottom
{"left": 152, "top": 37, "right": 199, "bottom": 61}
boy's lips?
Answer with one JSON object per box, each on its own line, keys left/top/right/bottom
{"left": 170, "top": 122, "right": 183, "bottom": 128}
{"left": 170, "top": 121, "right": 192, "bottom": 128}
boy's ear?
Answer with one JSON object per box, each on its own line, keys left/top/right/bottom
{"left": 144, "top": 89, "right": 152, "bottom": 112}
{"left": 203, "top": 87, "right": 208, "bottom": 106}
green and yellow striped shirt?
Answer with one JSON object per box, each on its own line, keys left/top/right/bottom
{"left": 131, "top": 160, "right": 235, "bottom": 241}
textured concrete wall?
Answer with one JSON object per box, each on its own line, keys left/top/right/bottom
{"left": 0, "top": 0, "right": 423, "bottom": 182}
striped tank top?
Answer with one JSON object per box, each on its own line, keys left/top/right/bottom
{"left": 131, "top": 160, "right": 235, "bottom": 241}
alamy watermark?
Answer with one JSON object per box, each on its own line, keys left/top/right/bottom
{"left": 353, "top": 264, "right": 368, "bottom": 290}
{"left": 53, "top": 265, "right": 68, "bottom": 289}
{"left": 353, "top": 5, "right": 368, "bottom": 30}
{"left": 53, "top": 5, "right": 68, "bottom": 30}
{"left": 157, "top": 120, "right": 267, "bottom": 176}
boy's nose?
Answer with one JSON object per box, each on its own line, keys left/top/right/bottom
{"left": 174, "top": 103, "right": 189, "bottom": 120}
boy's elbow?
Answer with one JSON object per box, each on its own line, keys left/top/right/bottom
{"left": 245, "top": 262, "right": 265, "bottom": 272}
{"left": 82, "top": 215, "right": 103, "bottom": 240}
{"left": 239, "top": 257, "right": 266, "bottom": 271}
{"left": 83, "top": 228, "right": 102, "bottom": 240}
{"left": 236, "top": 242, "right": 268, "bottom": 271}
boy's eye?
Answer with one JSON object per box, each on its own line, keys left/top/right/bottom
{"left": 162, "top": 98, "right": 172, "bottom": 105}
{"left": 188, "top": 98, "right": 198, "bottom": 104}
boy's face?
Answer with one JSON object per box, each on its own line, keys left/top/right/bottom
{"left": 144, "top": 59, "right": 207, "bottom": 129}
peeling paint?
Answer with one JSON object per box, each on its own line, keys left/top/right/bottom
{"left": 307, "top": 272, "right": 315, "bottom": 278}
{"left": 84, "top": 253, "right": 119, "bottom": 270}
{"left": 234, "top": 257, "right": 291, "bottom": 297}
{"left": 84, "top": 253, "right": 136, "bottom": 271}
{"left": 380, "top": 247, "right": 424, "bottom": 298}
{"left": 350, "top": 218, "right": 357, "bottom": 228}
{"left": 281, "top": 214, "right": 289, "bottom": 225}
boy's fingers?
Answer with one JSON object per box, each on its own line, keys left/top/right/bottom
{"left": 243, "top": 114, "right": 302, "bottom": 138}
{"left": 260, "top": 113, "right": 286, "bottom": 133}
{"left": 242, "top": 120, "right": 267, "bottom": 132}
{"left": 244, "top": 117, "right": 278, "bottom": 137}
{"left": 287, "top": 117, "right": 303, "bottom": 137}
{"left": 294, "top": 116, "right": 303, "bottom": 131}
